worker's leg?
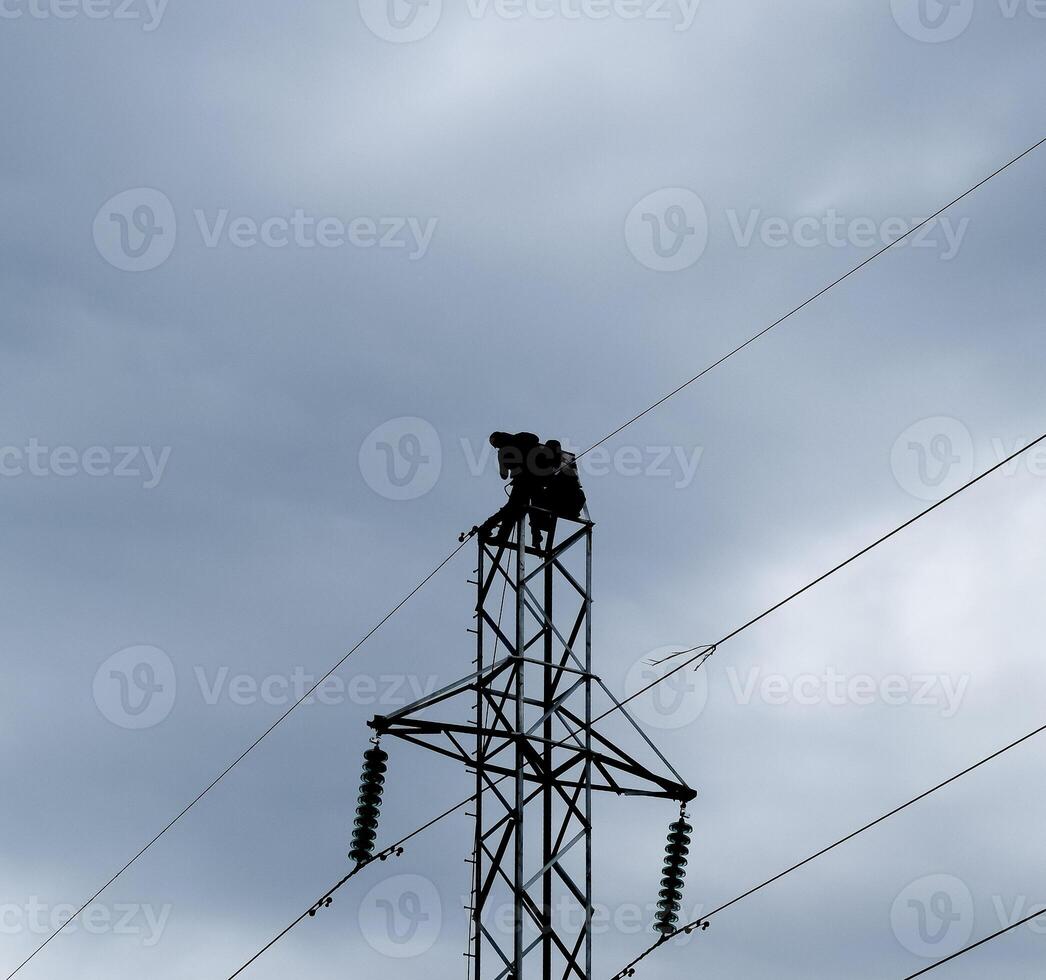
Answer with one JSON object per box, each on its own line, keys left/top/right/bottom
{"left": 544, "top": 515, "right": 557, "bottom": 551}
{"left": 483, "top": 480, "right": 530, "bottom": 545}
{"left": 528, "top": 514, "right": 543, "bottom": 551}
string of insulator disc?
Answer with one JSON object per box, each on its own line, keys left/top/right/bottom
{"left": 348, "top": 742, "right": 388, "bottom": 865}
{"left": 654, "top": 808, "right": 692, "bottom": 936}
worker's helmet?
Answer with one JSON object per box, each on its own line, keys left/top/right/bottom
{"left": 489, "top": 431, "right": 512, "bottom": 448}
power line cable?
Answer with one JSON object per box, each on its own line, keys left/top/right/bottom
{"left": 611, "top": 719, "right": 1046, "bottom": 978}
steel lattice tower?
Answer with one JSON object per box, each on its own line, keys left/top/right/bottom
{"left": 371, "top": 511, "right": 694, "bottom": 980}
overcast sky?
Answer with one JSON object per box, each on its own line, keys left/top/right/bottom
{"left": 2, "top": 1, "right": 1045, "bottom": 978}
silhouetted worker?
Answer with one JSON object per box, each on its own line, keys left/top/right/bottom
{"left": 474, "top": 432, "right": 586, "bottom": 550}
{"left": 476, "top": 431, "right": 551, "bottom": 549}
{"left": 538, "top": 440, "right": 586, "bottom": 519}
